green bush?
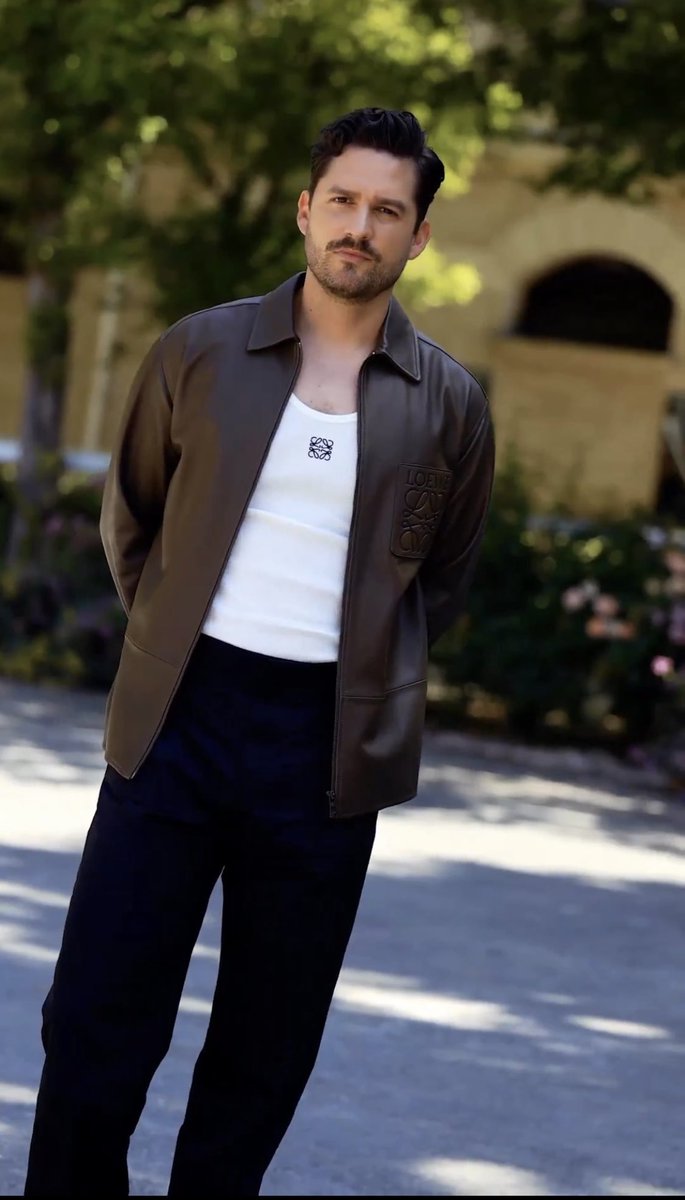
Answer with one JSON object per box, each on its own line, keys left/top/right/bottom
{"left": 430, "top": 454, "right": 685, "bottom": 753}
{"left": 0, "top": 464, "right": 124, "bottom": 689}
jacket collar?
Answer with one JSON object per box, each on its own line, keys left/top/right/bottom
{"left": 246, "top": 270, "right": 421, "bottom": 382}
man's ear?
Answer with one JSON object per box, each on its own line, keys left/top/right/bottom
{"left": 296, "top": 189, "right": 311, "bottom": 237}
{"left": 407, "top": 218, "right": 431, "bottom": 262}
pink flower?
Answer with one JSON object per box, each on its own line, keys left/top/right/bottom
{"left": 586, "top": 616, "right": 636, "bottom": 640}
{"left": 664, "top": 549, "right": 685, "bottom": 576}
{"left": 585, "top": 616, "right": 607, "bottom": 637}
{"left": 562, "top": 586, "right": 587, "bottom": 612}
{"left": 612, "top": 620, "right": 636, "bottom": 639}
{"left": 651, "top": 656, "right": 675, "bottom": 676}
{"left": 593, "top": 594, "right": 620, "bottom": 617}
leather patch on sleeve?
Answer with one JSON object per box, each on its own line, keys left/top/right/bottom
{"left": 390, "top": 464, "right": 453, "bottom": 559}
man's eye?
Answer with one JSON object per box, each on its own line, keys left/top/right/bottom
{"left": 332, "top": 196, "right": 349, "bottom": 203}
{"left": 378, "top": 207, "right": 398, "bottom": 217}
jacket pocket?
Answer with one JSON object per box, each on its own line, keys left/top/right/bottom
{"left": 389, "top": 463, "right": 453, "bottom": 559}
{"left": 335, "top": 680, "right": 428, "bottom": 816}
{"left": 102, "top": 634, "right": 180, "bottom": 778}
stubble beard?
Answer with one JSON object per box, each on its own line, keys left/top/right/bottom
{"left": 304, "top": 228, "right": 407, "bottom": 302}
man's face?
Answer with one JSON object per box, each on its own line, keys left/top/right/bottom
{"left": 296, "top": 145, "right": 430, "bottom": 303}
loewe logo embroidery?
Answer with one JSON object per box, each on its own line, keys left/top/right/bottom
{"left": 308, "top": 436, "right": 333, "bottom": 460}
{"left": 392, "top": 464, "right": 452, "bottom": 558}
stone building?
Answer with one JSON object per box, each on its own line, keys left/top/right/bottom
{"left": 2, "top": 138, "right": 684, "bottom": 519}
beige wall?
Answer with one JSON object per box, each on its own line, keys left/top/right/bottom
{"left": 2, "top": 139, "right": 685, "bottom": 518}
{"left": 408, "top": 141, "right": 685, "bottom": 515}
{"left": 0, "top": 146, "right": 188, "bottom": 456}
{"left": 489, "top": 337, "right": 668, "bottom": 515}
{"left": 0, "top": 270, "right": 162, "bottom": 458}
{"left": 64, "top": 268, "right": 160, "bottom": 453}
{"left": 420, "top": 141, "right": 685, "bottom": 368}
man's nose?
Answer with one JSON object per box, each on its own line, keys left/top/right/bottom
{"left": 345, "top": 205, "right": 374, "bottom": 239}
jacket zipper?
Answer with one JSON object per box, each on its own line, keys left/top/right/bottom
{"left": 326, "top": 353, "right": 372, "bottom": 817}
{"left": 130, "top": 341, "right": 304, "bottom": 778}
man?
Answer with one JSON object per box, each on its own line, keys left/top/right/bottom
{"left": 24, "top": 107, "right": 495, "bottom": 1196}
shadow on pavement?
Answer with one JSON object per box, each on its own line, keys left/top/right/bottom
{"left": 1, "top": 822, "right": 684, "bottom": 1196}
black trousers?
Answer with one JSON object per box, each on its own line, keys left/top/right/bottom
{"left": 24, "top": 634, "right": 377, "bottom": 1197}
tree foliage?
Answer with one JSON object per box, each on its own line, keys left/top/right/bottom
{"left": 0, "top": 0, "right": 231, "bottom": 557}
{"left": 0, "top": 0, "right": 520, "bottom": 558}
{"left": 134, "top": 0, "right": 509, "bottom": 324}
{"left": 469, "top": 0, "right": 685, "bottom": 486}
{"left": 471, "top": 0, "right": 685, "bottom": 199}
{"left": 0, "top": 0, "right": 228, "bottom": 273}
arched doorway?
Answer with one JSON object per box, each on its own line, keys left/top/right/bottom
{"left": 515, "top": 256, "right": 673, "bottom": 353}
{"left": 491, "top": 254, "right": 680, "bottom": 516}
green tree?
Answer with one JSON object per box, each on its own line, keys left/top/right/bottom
{"left": 1, "top": 0, "right": 517, "bottom": 563}
{"left": 470, "top": 0, "right": 685, "bottom": 475}
{"left": 136, "top": 0, "right": 503, "bottom": 325}
{"left": 0, "top": 0, "right": 226, "bottom": 562}
{"left": 472, "top": 0, "right": 685, "bottom": 198}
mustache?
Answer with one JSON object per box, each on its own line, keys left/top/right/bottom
{"left": 328, "top": 238, "right": 379, "bottom": 261}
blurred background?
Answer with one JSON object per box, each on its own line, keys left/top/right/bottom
{"left": 0, "top": 0, "right": 684, "bottom": 781}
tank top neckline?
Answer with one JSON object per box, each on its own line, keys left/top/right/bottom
{"left": 290, "top": 392, "right": 358, "bottom": 423}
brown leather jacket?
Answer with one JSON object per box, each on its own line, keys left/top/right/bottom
{"left": 99, "top": 271, "right": 496, "bottom": 818}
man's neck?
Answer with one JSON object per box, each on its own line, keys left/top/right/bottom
{"left": 294, "top": 269, "right": 391, "bottom": 355}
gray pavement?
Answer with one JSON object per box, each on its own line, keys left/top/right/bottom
{"left": 1, "top": 676, "right": 685, "bottom": 1196}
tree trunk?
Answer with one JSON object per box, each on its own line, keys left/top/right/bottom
{"left": 6, "top": 247, "right": 71, "bottom": 568}
{"left": 82, "top": 163, "right": 140, "bottom": 453}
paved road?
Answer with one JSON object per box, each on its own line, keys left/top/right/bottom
{"left": 1, "top": 677, "right": 685, "bottom": 1196}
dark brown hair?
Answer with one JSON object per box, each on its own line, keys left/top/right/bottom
{"left": 309, "top": 108, "right": 445, "bottom": 231}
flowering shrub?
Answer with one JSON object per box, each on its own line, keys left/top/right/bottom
{"left": 430, "top": 457, "right": 685, "bottom": 768}
{"left": 556, "top": 536, "right": 685, "bottom": 773}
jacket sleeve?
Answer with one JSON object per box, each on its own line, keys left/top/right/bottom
{"left": 420, "top": 384, "right": 496, "bottom": 650}
{"left": 99, "top": 333, "right": 178, "bottom": 618}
